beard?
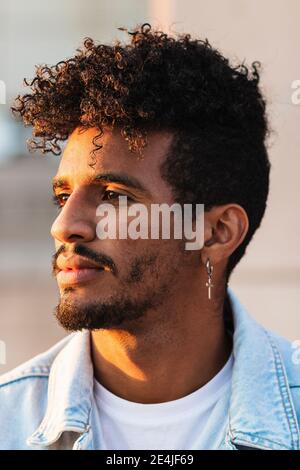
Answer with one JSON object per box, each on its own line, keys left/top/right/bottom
{"left": 54, "top": 286, "right": 168, "bottom": 332}
{"left": 52, "top": 240, "right": 189, "bottom": 332}
{"left": 53, "top": 248, "right": 178, "bottom": 331}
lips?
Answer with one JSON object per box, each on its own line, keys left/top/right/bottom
{"left": 55, "top": 255, "right": 109, "bottom": 286}
{"left": 57, "top": 255, "right": 108, "bottom": 271}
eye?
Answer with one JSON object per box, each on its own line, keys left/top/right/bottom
{"left": 52, "top": 193, "right": 70, "bottom": 208}
{"left": 102, "top": 190, "right": 134, "bottom": 202}
{"left": 102, "top": 190, "right": 119, "bottom": 201}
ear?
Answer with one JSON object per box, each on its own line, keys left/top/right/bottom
{"left": 200, "top": 204, "right": 249, "bottom": 265}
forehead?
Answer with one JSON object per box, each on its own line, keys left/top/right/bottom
{"left": 55, "top": 126, "right": 174, "bottom": 193}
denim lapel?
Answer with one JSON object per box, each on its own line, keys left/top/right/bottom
{"left": 27, "top": 330, "right": 94, "bottom": 448}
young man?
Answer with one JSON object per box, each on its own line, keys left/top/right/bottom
{"left": 0, "top": 23, "right": 299, "bottom": 450}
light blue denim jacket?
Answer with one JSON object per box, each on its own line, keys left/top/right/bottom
{"left": 0, "top": 288, "right": 299, "bottom": 450}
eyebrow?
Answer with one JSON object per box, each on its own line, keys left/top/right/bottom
{"left": 52, "top": 172, "right": 150, "bottom": 195}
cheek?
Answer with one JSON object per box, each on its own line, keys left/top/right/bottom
{"left": 101, "top": 238, "right": 159, "bottom": 273}
{"left": 91, "top": 233, "right": 188, "bottom": 280}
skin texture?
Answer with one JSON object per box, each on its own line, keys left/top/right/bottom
{"left": 51, "top": 126, "right": 249, "bottom": 404}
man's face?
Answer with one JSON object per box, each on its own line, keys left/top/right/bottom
{"left": 51, "top": 126, "right": 198, "bottom": 331}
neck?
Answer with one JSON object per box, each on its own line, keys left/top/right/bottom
{"left": 91, "top": 287, "right": 232, "bottom": 404}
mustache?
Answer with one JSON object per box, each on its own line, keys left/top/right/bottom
{"left": 52, "top": 244, "right": 117, "bottom": 276}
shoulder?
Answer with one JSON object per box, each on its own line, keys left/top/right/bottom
{"left": 266, "top": 329, "right": 300, "bottom": 427}
{"left": 266, "top": 330, "right": 300, "bottom": 387}
{"left": 0, "top": 334, "right": 74, "bottom": 450}
{"left": 0, "top": 333, "right": 73, "bottom": 389}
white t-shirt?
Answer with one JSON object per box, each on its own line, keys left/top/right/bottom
{"left": 91, "top": 353, "right": 233, "bottom": 450}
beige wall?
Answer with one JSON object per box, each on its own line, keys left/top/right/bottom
{"left": 0, "top": 0, "right": 299, "bottom": 373}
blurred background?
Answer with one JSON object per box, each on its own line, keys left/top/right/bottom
{"left": 0, "top": 0, "right": 299, "bottom": 373}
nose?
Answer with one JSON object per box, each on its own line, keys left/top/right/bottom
{"left": 51, "top": 189, "right": 96, "bottom": 243}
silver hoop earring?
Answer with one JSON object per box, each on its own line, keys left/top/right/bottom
{"left": 205, "top": 258, "right": 214, "bottom": 300}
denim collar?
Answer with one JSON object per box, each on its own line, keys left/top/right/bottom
{"left": 27, "top": 288, "right": 300, "bottom": 449}
{"left": 224, "top": 289, "right": 299, "bottom": 450}
{"left": 27, "top": 330, "right": 94, "bottom": 448}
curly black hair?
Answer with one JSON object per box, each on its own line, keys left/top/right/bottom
{"left": 12, "top": 23, "right": 270, "bottom": 280}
